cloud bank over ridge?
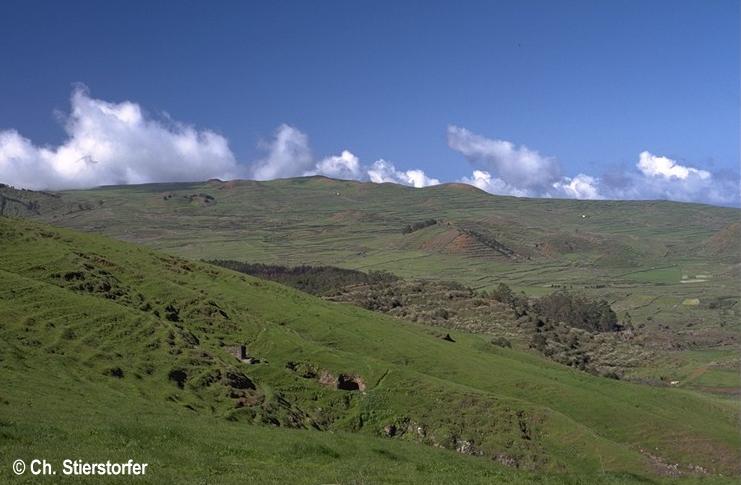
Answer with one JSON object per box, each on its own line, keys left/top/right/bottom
{"left": 0, "top": 87, "right": 244, "bottom": 190}
{"left": 0, "top": 89, "right": 736, "bottom": 205}
{"left": 447, "top": 125, "right": 738, "bottom": 206}
{"left": 251, "top": 123, "right": 440, "bottom": 188}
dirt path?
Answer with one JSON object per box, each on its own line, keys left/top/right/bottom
{"left": 685, "top": 365, "right": 709, "bottom": 384}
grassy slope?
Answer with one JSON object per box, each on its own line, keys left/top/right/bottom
{"left": 1, "top": 217, "right": 739, "bottom": 483}
{"left": 9, "top": 177, "right": 737, "bottom": 267}
{"left": 11, "top": 177, "right": 739, "bottom": 305}
{"left": 3, "top": 176, "right": 738, "bottom": 391}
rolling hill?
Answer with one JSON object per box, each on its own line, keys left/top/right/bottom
{"left": 2, "top": 176, "right": 738, "bottom": 280}
{"left": 1, "top": 216, "right": 740, "bottom": 483}
{"left": 1, "top": 177, "right": 739, "bottom": 392}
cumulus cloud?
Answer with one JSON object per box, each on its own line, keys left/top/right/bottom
{"left": 447, "top": 125, "right": 560, "bottom": 193}
{"left": 552, "top": 174, "right": 603, "bottom": 200}
{"left": 367, "top": 160, "right": 440, "bottom": 188}
{"left": 306, "top": 150, "right": 363, "bottom": 180}
{"left": 636, "top": 151, "right": 710, "bottom": 180}
{"left": 602, "top": 151, "right": 737, "bottom": 205}
{"left": 0, "top": 87, "right": 245, "bottom": 190}
{"left": 252, "top": 127, "right": 439, "bottom": 188}
{"left": 405, "top": 169, "right": 441, "bottom": 188}
{"left": 1, "top": 89, "right": 735, "bottom": 205}
{"left": 449, "top": 126, "right": 738, "bottom": 205}
{"left": 251, "top": 124, "right": 313, "bottom": 180}
{"left": 0, "top": 87, "right": 439, "bottom": 192}
{"left": 459, "top": 170, "right": 532, "bottom": 197}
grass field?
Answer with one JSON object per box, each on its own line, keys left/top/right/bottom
{"left": 1, "top": 216, "right": 739, "bottom": 483}
{"left": 621, "top": 266, "right": 682, "bottom": 284}
{"left": 2, "top": 177, "right": 738, "bottom": 393}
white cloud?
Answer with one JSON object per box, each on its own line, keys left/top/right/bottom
{"left": 447, "top": 125, "right": 560, "bottom": 192}
{"left": 552, "top": 174, "right": 603, "bottom": 200}
{"left": 251, "top": 124, "right": 313, "bottom": 180}
{"left": 449, "top": 126, "right": 738, "bottom": 206}
{"left": 306, "top": 150, "right": 363, "bottom": 180}
{"left": 450, "top": 126, "right": 599, "bottom": 199}
{"left": 367, "top": 159, "right": 440, "bottom": 188}
{"left": 0, "top": 90, "right": 736, "bottom": 206}
{"left": 405, "top": 169, "right": 440, "bottom": 188}
{"left": 249, "top": 126, "right": 439, "bottom": 188}
{"left": 459, "top": 170, "right": 532, "bottom": 197}
{"left": 637, "top": 151, "right": 711, "bottom": 180}
{"left": 0, "top": 87, "right": 245, "bottom": 190}
{"left": 461, "top": 169, "right": 603, "bottom": 200}
{"left": 252, "top": 130, "right": 438, "bottom": 188}
{"left": 601, "top": 152, "right": 737, "bottom": 205}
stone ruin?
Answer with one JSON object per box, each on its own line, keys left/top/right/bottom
{"left": 225, "top": 344, "right": 260, "bottom": 364}
{"left": 318, "top": 369, "right": 366, "bottom": 391}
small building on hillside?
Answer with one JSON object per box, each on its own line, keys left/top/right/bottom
{"left": 226, "top": 344, "right": 248, "bottom": 361}
{"left": 225, "top": 344, "right": 261, "bottom": 364}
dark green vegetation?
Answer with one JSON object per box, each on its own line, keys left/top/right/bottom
{"left": 208, "top": 260, "right": 398, "bottom": 296}
{"left": 532, "top": 290, "right": 619, "bottom": 333}
{"left": 3, "top": 177, "right": 738, "bottom": 393}
{"left": 402, "top": 219, "right": 439, "bottom": 234}
{"left": 2, "top": 217, "right": 740, "bottom": 483}
{"left": 206, "top": 261, "right": 635, "bottom": 376}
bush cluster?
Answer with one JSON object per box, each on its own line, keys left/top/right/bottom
{"left": 401, "top": 219, "right": 437, "bottom": 234}
{"left": 206, "top": 261, "right": 397, "bottom": 296}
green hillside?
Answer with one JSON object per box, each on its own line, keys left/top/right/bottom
{"left": 1, "top": 216, "right": 739, "bottom": 483}
{"left": 2, "top": 177, "right": 739, "bottom": 393}
{"left": 3, "top": 176, "right": 738, "bottom": 295}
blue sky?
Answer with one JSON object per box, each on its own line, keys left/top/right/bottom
{"left": 0, "top": 0, "right": 738, "bottom": 205}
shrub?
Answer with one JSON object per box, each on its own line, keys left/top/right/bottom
{"left": 401, "top": 219, "right": 437, "bottom": 234}
{"left": 205, "top": 261, "right": 398, "bottom": 296}
{"left": 533, "top": 290, "right": 620, "bottom": 333}
{"left": 491, "top": 337, "right": 512, "bottom": 348}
